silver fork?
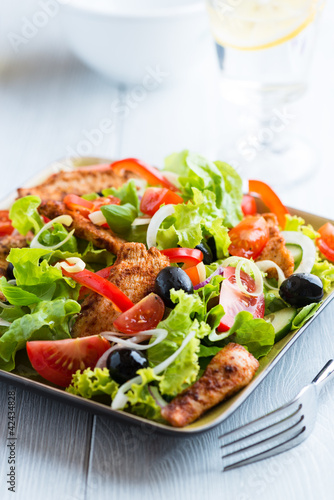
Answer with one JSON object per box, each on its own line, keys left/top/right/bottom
{"left": 220, "top": 359, "right": 334, "bottom": 471}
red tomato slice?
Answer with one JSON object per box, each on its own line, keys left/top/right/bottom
{"left": 26, "top": 335, "right": 111, "bottom": 387}
{"left": 228, "top": 215, "right": 269, "bottom": 259}
{"left": 248, "top": 180, "right": 289, "bottom": 229}
{"left": 111, "top": 158, "right": 178, "bottom": 192}
{"left": 0, "top": 211, "right": 14, "bottom": 236}
{"left": 241, "top": 195, "right": 257, "bottom": 216}
{"left": 160, "top": 248, "right": 203, "bottom": 269}
{"left": 183, "top": 262, "right": 206, "bottom": 286}
{"left": 113, "top": 293, "right": 165, "bottom": 334}
{"left": 61, "top": 266, "right": 134, "bottom": 312}
{"left": 218, "top": 266, "right": 265, "bottom": 332}
{"left": 63, "top": 194, "right": 94, "bottom": 217}
{"left": 317, "top": 222, "right": 334, "bottom": 262}
{"left": 140, "top": 187, "right": 183, "bottom": 216}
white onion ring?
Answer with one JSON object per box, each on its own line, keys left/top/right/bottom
{"left": 0, "top": 318, "right": 11, "bottom": 327}
{"left": 223, "top": 256, "right": 263, "bottom": 297}
{"left": 131, "top": 217, "right": 152, "bottom": 226}
{"left": 281, "top": 231, "right": 316, "bottom": 274}
{"left": 0, "top": 302, "right": 15, "bottom": 309}
{"left": 146, "top": 204, "right": 175, "bottom": 249}
{"left": 30, "top": 215, "right": 74, "bottom": 250}
{"left": 55, "top": 257, "right": 86, "bottom": 273}
{"left": 256, "top": 260, "right": 286, "bottom": 290}
{"left": 88, "top": 211, "right": 107, "bottom": 226}
{"left": 112, "top": 328, "right": 196, "bottom": 410}
{"left": 95, "top": 330, "right": 166, "bottom": 369}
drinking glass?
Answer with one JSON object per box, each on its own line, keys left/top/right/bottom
{"left": 206, "top": 0, "right": 325, "bottom": 188}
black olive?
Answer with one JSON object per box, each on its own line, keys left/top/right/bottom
{"left": 107, "top": 349, "right": 148, "bottom": 384}
{"left": 96, "top": 191, "right": 103, "bottom": 197}
{"left": 279, "top": 273, "right": 324, "bottom": 308}
{"left": 206, "top": 237, "right": 217, "bottom": 262}
{"left": 154, "top": 266, "right": 193, "bottom": 308}
{"left": 195, "top": 242, "right": 213, "bottom": 265}
{"left": 6, "top": 263, "right": 15, "bottom": 280}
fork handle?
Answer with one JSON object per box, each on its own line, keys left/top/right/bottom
{"left": 312, "top": 359, "right": 334, "bottom": 391}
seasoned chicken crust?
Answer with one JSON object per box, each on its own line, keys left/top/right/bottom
{"left": 38, "top": 200, "right": 125, "bottom": 255}
{"left": 17, "top": 168, "right": 139, "bottom": 201}
{"left": 161, "top": 343, "right": 259, "bottom": 427}
{"left": 72, "top": 243, "right": 170, "bottom": 337}
{"left": 0, "top": 233, "right": 31, "bottom": 301}
{"left": 256, "top": 213, "right": 294, "bottom": 278}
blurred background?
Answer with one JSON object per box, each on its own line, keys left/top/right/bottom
{"left": 0, "top": 0, "right": 333, "bottom": 216}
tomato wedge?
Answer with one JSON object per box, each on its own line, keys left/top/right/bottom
{"left": 248, "top": 180, "right": 289, "bottom": 229}
{"left": 218, "top": 266, "right": 265, "bottom": 332}
{"left": 61, "top": 266, "right": 134, "bottom": 312}
{"left": 113, "top": 293, "right": 165, "bottom": 334}
{"left": 160, "top": 248, "right": 203, "bottom": 269}
{"left": 183, "top": 262, "right": 206, "bottom": 287}
{"left": 241, "top": 195, "right": 257, "bottom": 216}
{"left": 63, "top": 194, "right": 94, "bottom": 217}
{"left": 317, "top": 222, "right": 334, "bottom": 262}
{"left": 228, "top": 215, "right": 269, "bottom": 259}
{"left": 140, "top": 187, "right": 183, "bottom": 216}
{"left": 111, "top": 158, "right": 178, "bottom": 192}
{"left": 0, "top": 211, "right": 14, "bottom": 236}
{"left": 26, "top": 335, "right": 110, "bottom": 387}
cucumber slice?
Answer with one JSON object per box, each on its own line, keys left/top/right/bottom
{"left": 265, "top": 307, "right": 298, "bottom": 343}
{"left": 286, "top": 244, "right": 303, "bottom": 270}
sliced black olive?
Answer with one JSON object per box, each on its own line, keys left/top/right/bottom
{"left": 195, "top": 242, "right": 213, "bottom": 265}
{"left": 6, "top": 263, "right": 15, "bottom": 280}
{"left": 154, "top": 266, "right": 193, "bottom": 308}
{"left": 206, "top": 237, "right": 217, "bottom": 262}
{"left": 107, "top": 349, "right": 148, "bottom": 384}
{"left": 279, "top": 273, "right": 324, "bottom": 308}
{"left": 96, "top": 191, "right": 103, "bottom": 197}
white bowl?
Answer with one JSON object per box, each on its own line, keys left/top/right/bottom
{"left": 59, "top": 0, "right": 209, "bottom": 86}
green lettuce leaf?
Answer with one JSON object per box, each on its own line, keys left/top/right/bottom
{"left": 103, "top": 180, "right": 140, "bottom": 212}
{"left": 228, "top": 311, "right": 275, "bottom": 358}
{"left": 148, "top": 289, "right": 208, "bottom": 396}
{"left": 311, "top": 257, "right": 334, "bottom": 293}
{"left": 101, "top": 203, "right": 138, "bottom": 234}
{"left": 292, "top": 303, "right": 322, "bottom": 330}
{"left": 163, "top": 150, "right": 243, "bottom": 227}
{"left": 156, "top": 188, "right": 231, "bottom": 258}
{"left": 9, "top": 196, "right": 43, "bottom": 235}
{"left": 37, "top": 222, "right": 78, "bottom": 253}
{"left": 284, "top": 215, "right": 320, "bottom": 239}
{"left": 126, "top": 368, "right": 163, "bottom": 421}
{"left": 0, "top": 298, "right": 80, "bottom": 371}
{"left": 66, "top": 368, "right": 119, "bottom": 399}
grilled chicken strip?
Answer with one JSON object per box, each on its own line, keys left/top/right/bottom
{"left": 256, "top": 213, "right": 294, "bottom": 278}
{"left": 39, "top": 200, "right": 125, "bottom": 255}
{"left": 72, "top": 243, "right": 170, "bottom": 337}
{"left": 0, "top": 233, "right": 31, "bottom": 300}
{"left": 161, "top": 343, "right": 259, "bottom": 427}
{"left": 17, "top": 168, "right": 139, "bottom": 201}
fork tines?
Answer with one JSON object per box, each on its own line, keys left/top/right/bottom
{"left": 220, "top": 400, "right": 306, "bottom": 471}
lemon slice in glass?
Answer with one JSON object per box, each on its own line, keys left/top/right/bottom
{"left": 207, "top": 0, "right": 321, "bottom": 51}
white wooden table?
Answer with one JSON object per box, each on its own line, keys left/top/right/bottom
{"left": 1, "top": 2, "right": 334, "bottom": 499}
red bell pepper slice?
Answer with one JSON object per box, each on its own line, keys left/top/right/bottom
{"left": 248, "top": 180, "right": 289, "bottom": 229}
{"left": 111, "top": 158, "right": 178, "bottom": 192}
{"left": 160, "top": 248, "right": 203, "bottom": 269}
{"left": 0, "top": 211, "right": 14, "bottom": 236}
{"left": 61, "top": 266, "right": 134, "bottom": 312}
{"left": 63, "top": 194, "right": 95, "bottom": 217}
{"left": 140, "top": 187, "right": 184, "bottom": 216}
